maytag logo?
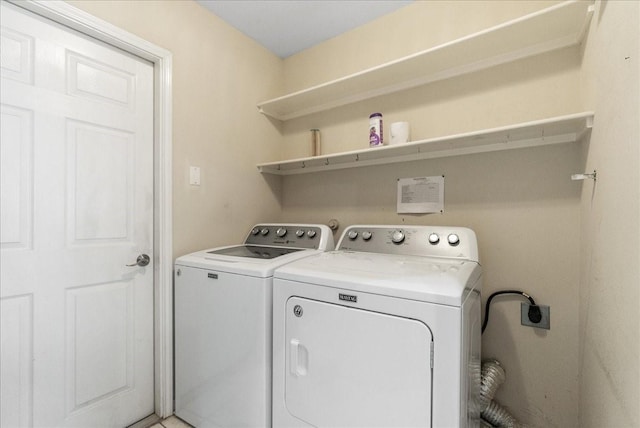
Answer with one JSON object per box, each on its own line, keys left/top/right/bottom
{"left": 339, "top": 293, "right": 358, "bottom": 303}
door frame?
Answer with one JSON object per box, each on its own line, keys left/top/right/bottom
{"left": 6, "top": 0, "right": 175, "bottom": 418}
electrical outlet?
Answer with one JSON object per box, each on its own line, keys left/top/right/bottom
{"left": 521, "top": 303, "right": 550, "bottom": 330}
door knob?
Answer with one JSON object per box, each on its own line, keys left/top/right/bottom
{"left": 127, "top": 254, "right": 150, "bottom": 267}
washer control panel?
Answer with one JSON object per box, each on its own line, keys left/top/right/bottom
{"left": 337, "top": 225, "right": 479, "bottom": 262}
{"left": 245, "top": 224, "right": 331, "bottom": 250}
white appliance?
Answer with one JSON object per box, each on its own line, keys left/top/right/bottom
{"left": 272, "top": 225, "right": 482, "bottom": 428}
{"left": 174, "top": 224, "right": 334, "bottom": 428}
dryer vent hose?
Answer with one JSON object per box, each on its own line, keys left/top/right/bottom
{"left": 480, "top": 360, "right": 526, "bottom": 428}
{"left": 479, "top": 360, "right": 506, "bottom": 410}
{"left": 482, "top": 400, "right": 525, "bottom": 428}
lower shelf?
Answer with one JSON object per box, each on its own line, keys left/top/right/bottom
{"left": 257, "top": 112, "right": 594, "bottom": 175}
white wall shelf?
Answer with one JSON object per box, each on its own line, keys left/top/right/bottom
{"left": 256, "top": 112, "right": 594, "bottom": 175}
{"left": 256, "top": 0, "right": 594, "bottom": 121}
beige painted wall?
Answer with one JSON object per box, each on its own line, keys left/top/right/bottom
{"left": 279, "top": 1, "right": 585, "bottom": 426}
{"left": 68, "top": 0, "right": 284, "bottom": 259}
{"left": 578, "top": 1, "right": 640, "bottom": 426}
{"left": 280, "top": 0, "right": 577, "bottom": 160}
{"left": 283, "top": 0, "right": 562, "bottom": 94}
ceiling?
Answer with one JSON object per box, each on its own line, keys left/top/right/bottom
{"left": 196, "top": 0, "right": 414, "bottom": 58}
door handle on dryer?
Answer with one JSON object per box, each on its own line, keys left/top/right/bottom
{"left": 290, "top": 339, "right": 308, "bottom": 377}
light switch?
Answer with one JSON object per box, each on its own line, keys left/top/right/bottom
{"left": 189, "top": 166, "right": 201, "bottom": 186}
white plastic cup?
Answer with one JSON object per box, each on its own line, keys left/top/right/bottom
{"left": 390, "top": 122, "right": 410, "bottom": 144}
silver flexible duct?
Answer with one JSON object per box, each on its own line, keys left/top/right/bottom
{"left": 482, "top": 401, "right": 524, "bottom": 428}
{"left": 479, "top": 360, "right": 506, "bottom": 411}
{"left": 479, "top": 360, "right": 526, "bottom": 428}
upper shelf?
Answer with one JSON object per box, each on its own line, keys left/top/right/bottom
{"left": 257, "top": 112, "right": 594, "bottom": 175}
{"left": 257, "top": 0, "right": 595, "bottom": 121}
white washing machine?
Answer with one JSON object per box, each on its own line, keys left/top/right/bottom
{"left": 272, "top": 225, "right": 482, "bottom": 428}
{"left": 174, "top": 224, "right": 334, "bottom": 428}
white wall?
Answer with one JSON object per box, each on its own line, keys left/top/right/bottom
{"left": 69, "top": 0, "right": 285, "bottom": 259}
{"left": 578, "top": 1, "right": 640, "bottom": 426}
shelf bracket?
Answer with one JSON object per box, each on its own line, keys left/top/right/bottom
{"left": 571, "top": 170, "right": 596, "bottom": 181}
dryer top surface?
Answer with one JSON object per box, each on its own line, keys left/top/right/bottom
{"left": 274, "top": 250, "right": 482, "bottom": 306}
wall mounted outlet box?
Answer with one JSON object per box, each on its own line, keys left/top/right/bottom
{"left": 521, "top": 303, "right": 550, "bottom": 330}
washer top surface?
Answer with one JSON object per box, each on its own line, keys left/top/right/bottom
{"left": 175, "top": 223, "right": 334, "bottom": 277}
{"left": 274, "top": 225, "right": 481, "bottom": 306}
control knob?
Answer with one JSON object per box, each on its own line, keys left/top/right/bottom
{"left": 276, "top": 227, "right": 287, "bottom": 237}
{"left": 251, "top": 227, "right": 260, "bottom": 235}
{"left": 306, "top": 230, "right": 317, "bottom": 238}
{"left": 362, "top": 231, "right": 372, "bottom": 241}
{"left": 391, "top": 230, "right": 405, "bottom": 244}
{"left": 260, "top": 228, "right": 269, "bottom": 236}
{"left": 447, "top": 233, "right": 460, "bottom": 246}
{"left": 347, "top": 230, "right": 358, "bottom": 240}
{"left": 295, "top": 229, "right": 305, "bottom": 237}
{"left": 428, "top": 233, "right": 440, "bottom": 245}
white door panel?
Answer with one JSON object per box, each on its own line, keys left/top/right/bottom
{"left": 0, "top": 104, "right": 33, "bottom": 252}
{"left": 0, "top": 25, "right": 34, "bottom": 84}
{"left": 285, "top": 297, "right": 433, "bottom": 428}
{"left": 0, "top": 294, "right": 33, "bottom": 427}
{"left": 1, "top": 3, "right": 154, "bottom": 427}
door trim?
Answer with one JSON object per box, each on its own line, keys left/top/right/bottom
{"left": 7, "top": 0, "right": 175, "bottom": 418}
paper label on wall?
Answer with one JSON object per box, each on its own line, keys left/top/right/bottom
{"left": 397, "top": 176, "right": 444, "bottom": 214}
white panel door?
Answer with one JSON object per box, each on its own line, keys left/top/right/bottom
{"left": 285, "top": 297, "right": 433, "bottom": 428}
{"left": 0, "top": 3, "right": 154, "bottom": 427}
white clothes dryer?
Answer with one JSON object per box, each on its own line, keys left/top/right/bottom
{"left": 272, "top": 225, "right": 482, "bottom": 428}
{"left": 174, "top": 224, "right": 334, "bottom": 428}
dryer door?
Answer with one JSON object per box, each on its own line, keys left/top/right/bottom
{"left": 285, "top": 297, "right": 433, "bottom": 427}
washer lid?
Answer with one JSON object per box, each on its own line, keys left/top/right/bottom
{"left": 274, "top": 251, "right": 481, "bottom": 306}
{"left": 206, "top": 245, "right": 303, "bottom": 259}
{"left": 174, "top": 223, "right": 335, "bottom": 278}
{"left": 175, "top": 246, "right": 325, "bottom": 278}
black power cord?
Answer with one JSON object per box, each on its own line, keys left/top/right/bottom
{"left": 481, "top": 290, "right": 542, "bottom": 334}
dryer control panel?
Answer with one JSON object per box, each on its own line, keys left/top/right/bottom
{"left": 337, "top": 225, "right": 479, "bottom": 262}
